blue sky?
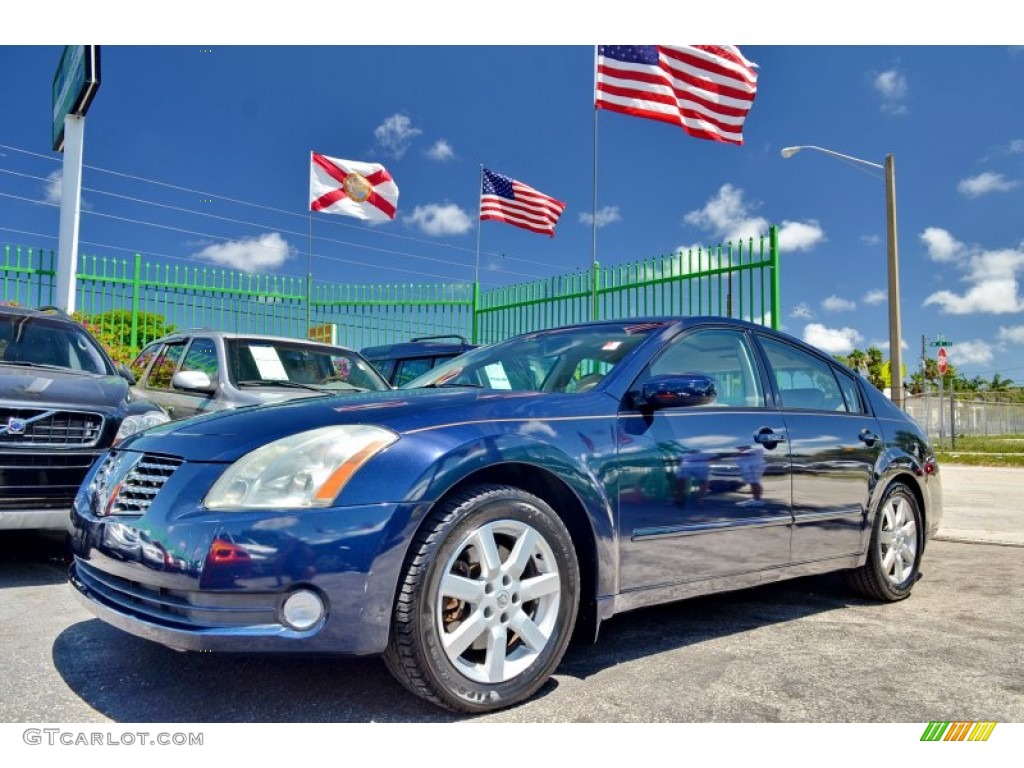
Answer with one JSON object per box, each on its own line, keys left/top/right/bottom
{"left": 2, "top": 7, "right": 1021, "bottom": 383}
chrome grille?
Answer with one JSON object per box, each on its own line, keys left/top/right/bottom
{"left": 98, "top": 453, "right": 183, "bottom": 516}
{"left": 0, "top": 406, "right": 104, "bottom": 447}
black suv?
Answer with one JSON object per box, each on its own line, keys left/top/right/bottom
{"left": 361, "top": 334, "right": 477, "bottom": 387}
{"left": 0, "top": 306, "right": 169, "bottom": 530}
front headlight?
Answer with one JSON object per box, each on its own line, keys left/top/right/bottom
{"left": 115, "top": 410, "right": 172, "bottom": 444}
{"left": 205, "top": 425, "right": 399, "bottom": 510}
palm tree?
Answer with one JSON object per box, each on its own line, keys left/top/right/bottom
{"left": 988, "top": 373, "right": 1014, "bottom": 391}
{"left": 847, "top": 349, "right": 867, "bottom": 375}
{"left": 865, "top": 347, "right": 885, "bottom": 391}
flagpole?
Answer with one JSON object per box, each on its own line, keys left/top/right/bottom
{"left": 306, "top": 210, "right": 312, "bottom": 335}
{"left": 307, "top": 150, "right": 313, "bottom": 336}
{"left": 473, "top": 166, "right": 484, "bottom": 345}
{"left": 591, "top": 46, "right": 600, "bottom": 322}
{"left": 475, "top": 165, "right": 483, "bottom": 288}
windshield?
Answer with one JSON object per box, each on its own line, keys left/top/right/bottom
{"left": 0, "top": 313, "right": 113, "bottom": 375}
{"left": 225, "top": 338, "right": 389, "bottom": 392}
{"left": 403, "top": 323, "right": 663, "bottom": 393}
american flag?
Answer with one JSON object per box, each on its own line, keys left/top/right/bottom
{"left": 595, "top": 45, "right": 758, "bottom": 145}
{"left": 480, "top": 168, "right": 566, "bottom": 237}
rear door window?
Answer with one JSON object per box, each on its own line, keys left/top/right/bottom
{"left": 146, "top": 342, "right": 187, "bottom": 390}
{"left": 758, "top": 336, "right": 845, "bottom": 411}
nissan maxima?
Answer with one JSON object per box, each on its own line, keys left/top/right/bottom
{"left": 69, "top": 317, "right": 941, "bottom": 712}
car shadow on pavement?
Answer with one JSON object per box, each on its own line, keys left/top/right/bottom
{"left": 557, "top": 573, "right": 868, "bottom": 680}
{"left": 52, "top": 619, "right": 460, "bottom": 723}
{"left": 52, "top": 573, "right": 865, "bottom": 723}
{"left": 0, "top": 531, "right": 71, "bottom": 589}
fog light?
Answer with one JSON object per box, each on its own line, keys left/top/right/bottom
{"left": 280, "top": 589, "right": 325, "bottom": 631}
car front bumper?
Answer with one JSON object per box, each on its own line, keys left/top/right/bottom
{"left": 0, "top": 507, "right": 71, "bottom": 530}
{"left": 69, "top": 485, "right": 427, "bottom": 656}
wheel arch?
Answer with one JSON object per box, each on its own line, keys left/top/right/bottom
{"left": 438, "top": 461, "right": 606, "bottom": 643}
{"left": 871, "top": 451, "right": 930, "bottom": 549}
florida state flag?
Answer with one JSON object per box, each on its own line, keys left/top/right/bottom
{"left": 309, "top": 152, "right": 399, "bottom": 221}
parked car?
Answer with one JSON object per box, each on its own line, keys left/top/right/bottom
{"left": 0, "top": 305, "right": 168, "bottom": 530}
{"left": 69, "top": 317, "right": 941, "bottom": 712}
{"left": 361, "top": 334, "right": 476, "bottom": 387}
{"left": 128, "top": 329, "right": 390, "bottom": 420}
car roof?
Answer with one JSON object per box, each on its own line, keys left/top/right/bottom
{"left": 361, "top": 336, "right": 476, "bottom": 359}
{"left": 143, "top": 329, "right": 361, "bottom": 353}
{"left": 0, "top": 305, "right": 80, "bottom": 324}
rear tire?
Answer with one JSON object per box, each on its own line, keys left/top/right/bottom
{"left": 846, "top": 482, "right": 923, "bottom": 601}
{"left": 384, "top": 484, "right": 579, "bottom": 712}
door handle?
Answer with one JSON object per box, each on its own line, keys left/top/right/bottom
{"left": 858, "top": 428, "right": 880, "bottom": 446}
{"left": 754, "top": 427, "right": 787, "bottom": 448}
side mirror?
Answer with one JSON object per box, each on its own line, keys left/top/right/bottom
{"left": 634, "top": 374, "right": 717, "bottom": 410}
{"left": 117, "top": 364, "right": 137, "bottom": 385}
{"left": 172, "top": 370, "right": 215, "bottom": 393}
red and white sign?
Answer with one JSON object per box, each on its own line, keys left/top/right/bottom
{"left": 938, "top": 346, "right": 948, "bottom": 375}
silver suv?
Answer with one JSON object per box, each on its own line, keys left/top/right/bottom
{"left": 129, "top": 330, "right": 390, "bottom": 420}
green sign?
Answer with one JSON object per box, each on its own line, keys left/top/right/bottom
{"left": 52, "top": 46, "right": 101, "bottom": 151}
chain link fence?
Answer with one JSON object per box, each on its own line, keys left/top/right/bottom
{"left": 904, "top": 393, "right": 1024, "bottom": 442}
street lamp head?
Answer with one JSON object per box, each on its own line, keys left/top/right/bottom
{"left": 780, "top": 146, "right": 802, "bottom": 159}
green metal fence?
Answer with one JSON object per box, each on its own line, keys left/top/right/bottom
{"left": 2, "top": 225, "right": 779, "bottom": 354}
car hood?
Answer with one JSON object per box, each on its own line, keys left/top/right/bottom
{"left": 123, "top": 387, "right": 583, "bottom": 462}
{"left": 0, "top": 366, "right": 129, "bottom": 412}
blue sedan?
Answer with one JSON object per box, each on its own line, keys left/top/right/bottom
{"left": 69, "top": 317, "right": 942, "bottom": 712}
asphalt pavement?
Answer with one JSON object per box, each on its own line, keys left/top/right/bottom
{"left": 933, "top": 464, "right": 1024, "bottom": 547}
{"left": 0, "top": 462, "right": 1020, "bottom": 723}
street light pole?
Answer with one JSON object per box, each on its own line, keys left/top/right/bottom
{"left": 781, "top": 145, "right": 904, "bottom": 409}
{"left": 884, "top": 154, "right": 903, "bottom": 410}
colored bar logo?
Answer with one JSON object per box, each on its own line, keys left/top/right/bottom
{"left": 921, "top": 722, "right": 997, "bottom": 741}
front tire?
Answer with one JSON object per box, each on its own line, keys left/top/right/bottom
{"left": 384, "top": 484, "right": 580, "bottom": 713}
{"left": 846, "top": 482, "right": 923, "bottom": 601}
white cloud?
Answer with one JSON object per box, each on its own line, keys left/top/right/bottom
{"left": 874, "top": 68, "right": 909, "bottom": 115}
{"left": 374, "top": 114, "right": 422, "bottom": 159}
{"left": 924, "top": 241, "right": 1024, "bottom": 314}
{"left": 998, "top": 325, "right": 1024, "bottom": 344}
{"left": 777, "top": 219, "right": 825, "bottom": 252}
{"left": 404, "top": 203, "right": 472, "bottom": 236}
{"left": 192, "top": 233, "right": 293, "bottom": 272}
{"left": 44, "top": 170, "right": 62, "bottom": 204}
{"left": 803, "top": 323, "right": 864, "bottom": 355}
{"left": 957, "top": 172, "right": 1019, "bottom": 198}
{"left": 822, "top": 295, "right": 856, "bottom": 312}
{"left": 427, "top": 139, "right": 454, "bottom": 161}
{"left": 925, "top": 282, "right": 1023, "bottom": 314}
{"left": 860, "top": 234, "right": 881, "bottom": 247}
{"left": 920, "top": 227, "right": 966, "bottom": 262}
{"left": 868, "top": 338, "right": 910, "bottom": 352}
{"left": 790, "top": 303, "right": 814, "bottom": 319}
{"left": 949, "top": 340, "right": 995, "bottom": 366}
{"left": 863, "top": 289, "right": 887, "bottom": 305}
{"left": 683, "top": 184, "right": 822, "bottom": 252}
{"left": 579, "top": 206, "right": 622, "bottom": 228}
{"left": 683, "top": 183, "right": 763, "bottom": 238}
{"left": 1010, "top": 139, "right": 1024, "bottom": 154}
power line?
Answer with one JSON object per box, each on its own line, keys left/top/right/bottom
{"left": 0, "top": 190, "right": 486, "bottom": 282}
{"left": 0, "top": 162, "right": 549, "bottom": 281}
{"left": 0, "top": 141, "right": 556, "bottom": 269}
